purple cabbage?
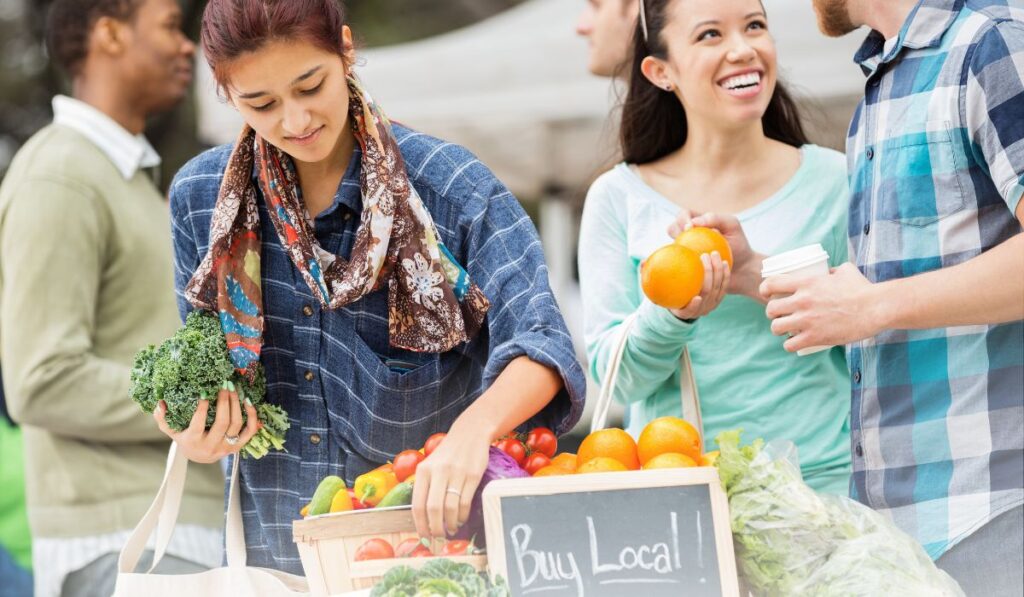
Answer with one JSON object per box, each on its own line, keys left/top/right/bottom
{"left": 449, "top": 447, "right": 529, "bottom": 547}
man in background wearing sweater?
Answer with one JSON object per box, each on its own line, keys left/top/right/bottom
{"left": 0, "top": 1, "right": 224, "bottom": 595}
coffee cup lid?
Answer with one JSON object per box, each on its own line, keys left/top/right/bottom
{"left": 761, "top": 243, "right": 829, "bottom": 277}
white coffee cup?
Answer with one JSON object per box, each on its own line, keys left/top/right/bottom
{"left": 761, "top": 243, "right": 832, "bottom": 356}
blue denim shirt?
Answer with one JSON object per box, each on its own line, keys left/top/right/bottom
{"left": 169, "top": 125, "right": 586, "bottom": 572}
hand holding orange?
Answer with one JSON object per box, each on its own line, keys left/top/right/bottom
{"left": 674, "top": 226, "right": 733, "bottom": 266}
{"left": 640, "top": 244, "right": 704, "bottom": 309}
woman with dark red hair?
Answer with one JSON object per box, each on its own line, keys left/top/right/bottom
{"left": 155, "top": 0, "right": 585, "bottom": 573}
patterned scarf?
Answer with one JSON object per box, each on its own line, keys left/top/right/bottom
{"left": 185, "top": 75, "right": 490, "bottom": 378}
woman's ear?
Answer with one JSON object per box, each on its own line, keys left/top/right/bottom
{"left": 341, "top": 25, "right": 356, "bottom": 72}
{"left": 640, "top": 55, "right": 674, "bottom": 91}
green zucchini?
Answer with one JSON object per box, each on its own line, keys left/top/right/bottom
{"left": 377, "top": 481, "right": 414, "bottom": 508}
{"left": 309, "top": 476, "right": 346, "bottom": 516}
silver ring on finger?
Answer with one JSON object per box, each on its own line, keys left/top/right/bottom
{"left": 224, "top": 434, "right": 240, "bottom": 446}
{"left": 446, "top": 487, "right": 461, "bottom": 497}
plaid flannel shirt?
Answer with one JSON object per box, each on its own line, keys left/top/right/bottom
{"left": 846, "top": 0, "right": 1024, "bottom": 559}
{"left": 169, "top": 124, "right": 586, "bottom": 573}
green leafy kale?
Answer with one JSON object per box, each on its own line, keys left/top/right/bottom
{"left": 370, "top": 559, "right": 509, "bottom": 597}
{"left": 130, "top": 310, "right": 288, "bottom": 459}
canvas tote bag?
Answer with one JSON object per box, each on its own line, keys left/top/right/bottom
{"left": 590, "top": 311, "right": 703, "bottom": 434}
{"left": 113, "top": 443, "right": 310, "bottom": 596}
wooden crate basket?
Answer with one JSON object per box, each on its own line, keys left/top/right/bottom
{"left": 293, "top": 506, "right": 487, "bottom": 595}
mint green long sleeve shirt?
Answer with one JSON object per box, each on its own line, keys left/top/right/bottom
{"left": 578, "top": 145, "right": 852, "bottom": 494}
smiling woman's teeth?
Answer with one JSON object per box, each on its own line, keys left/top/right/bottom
{"left": 722, "top": 73, "right": 761, "bottom": 90}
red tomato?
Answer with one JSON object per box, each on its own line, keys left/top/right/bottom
{"left": 410, "top": 550, "right": 434, "bottom": 558}
{"left": 526, "top": 427, "right": 558, "bottom": 458}
{"left": 524, "top": 452, "right": 552, "bottom": 475}
{"left": 495, "top": 438, "right": 527, "bottom": 466}
{"left": 423, "top": 433, "right": 446, "bottom": 456}
{"left": 393, "top": 450, "right": 425, "bottom": 482}
{"left": 395, "top": 537, "right": 432, "bottom": 558}
{"left": 441, "top": 539, "right": 473, "bottom": 556}
{"left": 354, "top": 538, "right": 394, "bottom": 561}
{"left": 348, "top": 488, "right": 369, "bottom": 510}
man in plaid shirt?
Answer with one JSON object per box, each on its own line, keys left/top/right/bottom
{"left": 760, "top": 0, "right": 1024, "bottom": 591}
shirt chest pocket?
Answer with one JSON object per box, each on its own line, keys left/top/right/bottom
{"left": 879, "top": 121, "right": 968, "bottom": 227}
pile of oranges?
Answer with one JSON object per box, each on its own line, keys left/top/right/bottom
{"left": 530, "top": 416, "right": 719, "bottom": 477}
{"left": 641, "top": 227, "right": 733, "bottom": 309}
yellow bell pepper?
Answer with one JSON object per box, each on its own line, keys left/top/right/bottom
{"left": 354, "top": 469, "right": 398, "bottom": 507}
{"left": 329, "top": 487, "right": 354, "bottom": 512}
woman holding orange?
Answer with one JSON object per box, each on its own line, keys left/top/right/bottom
{"left": 578, "top": 0, "right": 851, "bottom": 492}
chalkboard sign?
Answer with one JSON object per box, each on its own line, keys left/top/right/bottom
{"left": 483, "top": 467, "right": 738, "bottom": 597}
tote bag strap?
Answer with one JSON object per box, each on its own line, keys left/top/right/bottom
{"left": 589, "top": 311, "right": 702, "bottom": 434}
{"left": 119, "top": 444, "right": 249, "bottom": 574}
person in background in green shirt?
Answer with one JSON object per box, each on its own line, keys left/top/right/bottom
{"left": 0, "top": 366, "right": 33, "bottom": 597}
{"left": 0, "top": 1, "right": 225, "bottom": 595}
{"left": 578, "top": 0, "right": 852, "bottom": 493}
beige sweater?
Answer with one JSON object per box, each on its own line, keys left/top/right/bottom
{"left": 0, "top": 125, "right": 223, "bottom": 537}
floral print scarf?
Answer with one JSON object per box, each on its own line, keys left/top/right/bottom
{"left": 185, "top": 75, "right": 490, "bottom": 377}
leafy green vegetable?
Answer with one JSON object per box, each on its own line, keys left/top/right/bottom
{"left": 370, "top": 559, "right": 509, "bottom": 597}
{"left": 129, "top": 310, "right": 288, "bottom": 459}
{"left": 714, "top": 430, "right": 963, "bottom": 596}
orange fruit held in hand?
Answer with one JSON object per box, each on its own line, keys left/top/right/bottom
{"left": 637, "top": 417, "right": 703, "bottom": 465}
{"left": 577, "top": 457, "right": 629, "bottom": 474}
{"left": 533, "top": 465, "right": 574, "bottom": 477}
{"left": 577, "top": 428, "right": 640, "bottom": 470}
{"left": 700, "top": 450, "right": 720, "bottom": 467}
{"left": 640, "top": 244, "right": 704, "bottom": 309}
{"left": 550, "top": 453, "right": 578, "bottom": 472}
{"left": 674, "top": 226, "right": 733, "bottom": 266}
{"left": 642, "top": 452, "right": 698, "bottom": 469}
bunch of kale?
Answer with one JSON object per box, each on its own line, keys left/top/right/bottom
{"left": 130, "top": 310, "right": 288, "bottom": 459}
{"left": 371, "top": 559, "right": 510, "bottom": 597}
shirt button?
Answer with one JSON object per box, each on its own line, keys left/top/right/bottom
{"left": 343, "top": 212, "right": 352, "bottom": 221}
{"left": 855, "top": 443, "right": 864, "bottom": 457}
{"left": 853, "top": 369, "right": 862, "bottom": 384}
{"left": 304, "top": 370, "right": 315, "bottom": 382}
{"left": 863, "top": 223, "right": 871, "bottom": 236}
{"left": 302, "top": 305, "right": 314, "bottom": 317}
{"left": 866, "top": 147, "right": 875, "bottom": 160}
{"left": 309, "top": 434, "right": 321, "bottom": 446}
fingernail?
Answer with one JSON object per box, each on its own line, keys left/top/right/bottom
{"left": 244, "top": 396, "right": 253, "bottom": 406}
{"left": 227, "top": 380, "right": 236, "bottom": 393}
{"left": 701, "top": 254, "right": 711, "bottom": 266}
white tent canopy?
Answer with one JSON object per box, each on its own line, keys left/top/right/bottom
{"left": 196, "top": 0, "right": 868, "bottom": 198}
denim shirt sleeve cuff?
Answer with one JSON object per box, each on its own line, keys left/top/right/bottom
{"left": 482, "top": 332, "right": 587, "bottom": 437}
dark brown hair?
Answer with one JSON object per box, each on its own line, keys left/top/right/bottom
{"left": 620, "top": 0, "right": 808, "bottom": 164}
{"left": 46, "top": 0, "right": 143, "bottom": 77}
{"left": 201, "top": 0, "right": 348, "bottom": 95}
